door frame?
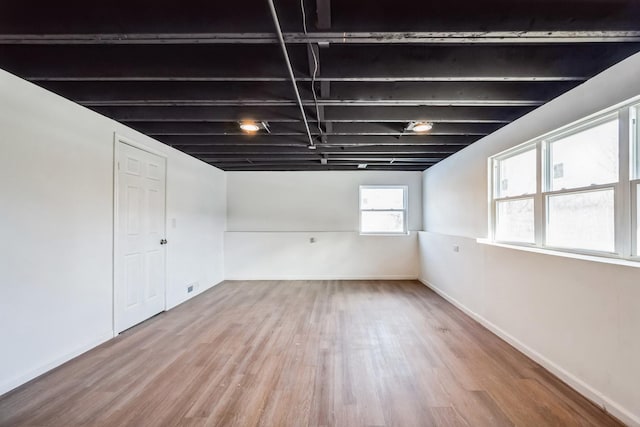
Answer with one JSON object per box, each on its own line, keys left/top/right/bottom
{"left": 112, "top": 133, "right": 169, "bottom": 336}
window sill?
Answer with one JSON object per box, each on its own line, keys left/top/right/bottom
{"left": 360, "top": 232, "right": 411, "bottom": 237}
{"left": 476, "top": 238, "right": 640, "bottom": 268}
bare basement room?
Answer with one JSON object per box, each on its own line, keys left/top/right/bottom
{"left": 1, "top": 1, "right": 640, "bottom": 426}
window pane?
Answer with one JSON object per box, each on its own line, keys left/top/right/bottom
{"left": 549, "top": 119, "right": 618, "bottom": 191}
{"left": 360, "top": 187, "right": 405, "bottom": 210}
{"left": 497, "top": 148, "right": 536, "bottom": 198}
{"left": 635, "top": 107, "right": 640, "bottom": 179}
{"left": 546, "top": 189, "right": 614, "bottom": 252}
{"left": 495, "top": 198, "right": 535, "bottom": 243}
{"left": 637, "top": 183, "right": 640, "bottom": 254}
{"left": 361, "top": 211, "right": 404, "bottom": 233}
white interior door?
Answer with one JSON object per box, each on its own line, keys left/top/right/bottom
{"left": 115, "top": 141, "right": 167, "bottom": 333}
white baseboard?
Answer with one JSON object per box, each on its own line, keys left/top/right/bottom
{"left": 224, "top": 275, "right": 418, "bottom": 281}
{"left": 418, "top": 278, "right": 639, "bottom": 427}
{"left": 0, "top": 331, "right": 114, "bottom": 397}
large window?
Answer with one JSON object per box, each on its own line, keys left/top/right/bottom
{"left": 490, "top": 99, "right": 640, "bottom": 261}
{"left": 359, "top": 186, "right": 408, "bottom": 234}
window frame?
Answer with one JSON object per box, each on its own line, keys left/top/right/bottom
{"left": 489, "top": 96, "right": 640, "bottom": 262}
{"left": 631, "top": 105, "right": 640, "bottom": 257}
{"left": 359, "top": 185, "right": 409, "bottom": 235}
{"left": 541, "top": 113, "right": 620, "bottom": 255}
{"left": 491, "top": 144, "right": 538, "bottom": 246}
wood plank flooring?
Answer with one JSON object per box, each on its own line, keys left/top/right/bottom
{"left": 0, "top": 280, "right": 621, "bottom": 426}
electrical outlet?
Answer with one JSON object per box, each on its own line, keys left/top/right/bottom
{"left": 310, "top": 237, "right": 316, "bottom": 243}
{"left": 453, "top": 245, "right": 460, "bottom": 252}
{"left": 187, "top": 282, "right": 200, "bottom": 294}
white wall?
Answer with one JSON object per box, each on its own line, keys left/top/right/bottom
{"left": 226, "top": 171, "right": 421, "bottom": 279}
{"left": 420, "top": 52, "right": 640, "bottom": 426}
{"left": 0, "top": 69, "right": 226, "bottom": 395}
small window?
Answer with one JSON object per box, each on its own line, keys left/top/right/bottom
{"left": 493, "top": 147, "right": 536, "bottom": 244}
{"left": 359, "top": 186, "right": 408, "bottom": 234}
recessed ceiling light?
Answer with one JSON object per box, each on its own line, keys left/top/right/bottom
{"left": 239, "top": 121, "right": 261, "bottom": 133}
{"left": 406, "top": 121, "right": 434, "bottom": 133}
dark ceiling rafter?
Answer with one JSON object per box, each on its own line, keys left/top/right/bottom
{"left": 158, "top": 134, "right": 477, "bottom": 146}
{"left": 178, "top": 144, "right": 467, "bottom": 153}
{"left": 124, "top": 121, "right": 501, "bottom": 136}
{"left": 0, "top": 0, "right": 639, "bottom": 170}
{"left": 85, "top": 105, "right": 538, "bottom": 124}
{"left": 3, "top": 44, "right": 635, "bottom": 82}
{"left": 2, "top": 30, "right": 640, "bottom": 44}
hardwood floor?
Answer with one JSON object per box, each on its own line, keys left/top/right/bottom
{"left": 0, "top": 280, "right": 621, "bottom": 427}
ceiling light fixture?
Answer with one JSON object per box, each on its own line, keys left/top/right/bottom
{"left": 406, "top": 121, "right": 434, "bottom": 133}
{"left": 239, "top": 121, "right": 262, "bottom": 133}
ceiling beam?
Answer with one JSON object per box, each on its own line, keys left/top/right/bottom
{"left": 92, "top": 105, "right": 530, "bottom": 123}
{"left": 219, "top": 165, "right": 430, "bottom": 171}
{"left": 197, "top": 153, "right": 446, "bottom": 161}
{"left": 158, "top": 134, "right": 476, "bottom": 146}
{"left": 207, "top": 158, "right": 442, "bottom": 164}
{"left": 5, "top": 44, "right": 634, "bottom": 82}
{"left": 32, "top": 80, "right": 576, "bottom": 108}
{"left": 178, "top": 145, "right": 464, "bottom": 155}
{"left": 126, "top": 121, "right": 500, "bottom": 136}
{"left": 210, "top": 161, "right": 435, "bottom": 168}
{"left": 79, "top": 100, "right": 543, "bottom": 107}
{"left": 27, "top": 76, "right": 587, "bottom": 82}
{"left": 2, "top": 31, "right": 639, "bottom": 44}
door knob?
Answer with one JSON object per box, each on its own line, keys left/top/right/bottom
{"left": 160, "top": 239, "right": 168, "bottom": 245}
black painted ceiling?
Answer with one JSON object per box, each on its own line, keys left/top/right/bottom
{"left": 1, "top": 0, "right": 639, "bottom": 170}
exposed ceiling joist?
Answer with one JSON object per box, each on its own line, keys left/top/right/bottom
{"left": 3, "top": 44, "right": 636, "bottom": 82}
{"left": 90, "top": 105, "right": 531, "bottom": 123}
{"left": 40, "top": 81, "right": 571, "bottom": 108}
{"left": 159, "top": 134, "right": 476, "bottom": 146}
{"left": 79, "top": 100, "right": 545, "bottom": 107}
{"left": 221, "top": 165, "right": 430, "bottom": 171}
{"left": 126, "top": 121, "right": 499, "bottom": 136}
{"left": 2, "top": 0, "right": 637, "bottom": 170}
{"left": 199, "top": 155, "right": 445, "bottom": 161}
{"left": 179, "top": 145, "right": 465, "bottom": 155}
{"left": 2, "top": 31, "right": 639, "bottom": 44}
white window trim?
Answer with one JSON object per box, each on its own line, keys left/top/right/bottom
{"left": 359, "top": 185, "right": 409, "bottom": 235}
{"left": 491, "top": 144, "right": 537, "bottom": 245}
{"left": 489, "top": 96, "right": 640, "bottom": 262}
